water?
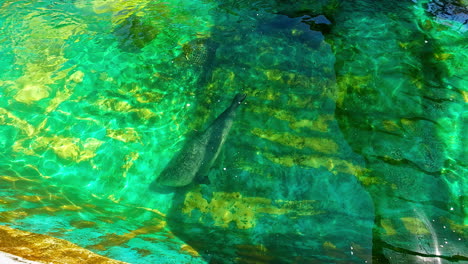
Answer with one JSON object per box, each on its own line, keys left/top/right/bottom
{"left": 0, "top": 0, "right": 466, "bottom": 263}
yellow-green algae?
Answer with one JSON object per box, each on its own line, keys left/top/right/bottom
{"left": 0, "top": 0, "right": 466, "bottom": 263}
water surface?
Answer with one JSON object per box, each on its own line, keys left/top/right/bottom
{"left": 0, "top": 0, "right": 466, "bottom": 263}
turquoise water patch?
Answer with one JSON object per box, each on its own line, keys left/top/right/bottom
{"left": 0, "top": 0, "right": 467, "bottom": 263}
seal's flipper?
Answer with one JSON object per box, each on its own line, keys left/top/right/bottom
{"left": 149, "top": 180, "right": 179, "bottom": 194}
{"left": 149, "top": 179, "right": 194, "bottom": 194}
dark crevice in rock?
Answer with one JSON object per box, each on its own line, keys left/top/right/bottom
{"left": 380, "top": 240, "right": 468, "bottom": 262}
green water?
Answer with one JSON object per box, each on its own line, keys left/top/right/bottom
{"left": 0, "top": 0, "right": 466, "bottom": 263}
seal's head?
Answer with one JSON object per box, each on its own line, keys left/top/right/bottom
{"left": 233, "top": 93, "right": 247, "bottom": 105}
{"left": 231, "top": 93, "right": 247, "bottom": 106}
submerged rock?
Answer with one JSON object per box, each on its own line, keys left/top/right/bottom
{"left": 426, "top": 0, "right": 468, "bottom": 31}
{"left": 173, "top": 38, "right": 218, "bottom": 67}
{"left": 173, "top": 38, "right": 219, "bottom": 86}
{"left": 113, "top": 15, "right": 159, "bottom": 52}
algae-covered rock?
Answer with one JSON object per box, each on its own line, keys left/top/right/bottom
{"left": 330, "top": 0, "right": 467, "bottom": 262}
{"left": 167, "top": 168, "right": 373, "bottom": 263}
{"left": 157, "top": 11, "right": 376, "bottom": 262}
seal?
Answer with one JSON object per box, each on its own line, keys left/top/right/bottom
{"left": 151, "top": 93, "right": 246, "bottom": 192}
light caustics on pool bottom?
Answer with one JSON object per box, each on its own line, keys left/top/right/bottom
{"left": 0, "top": 0, "right": 466, "bottom": 263}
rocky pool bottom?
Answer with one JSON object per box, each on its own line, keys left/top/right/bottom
{"left": 0, "top": 0, "right": 467, "bottom": 263}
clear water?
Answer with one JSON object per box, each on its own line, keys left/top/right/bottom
{"left": 0, "top": 0, "right": 466, "bottom": 263}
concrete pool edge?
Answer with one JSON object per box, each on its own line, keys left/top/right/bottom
{"left": 0, "top": 225, "right": 127, "bottom": 264}
{"left": 0, "top": 251, "right": 43, "bottom": 264}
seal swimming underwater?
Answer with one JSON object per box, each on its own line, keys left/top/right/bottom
{"left": 151, "top": 93, "right": 246, "bottom": 191}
